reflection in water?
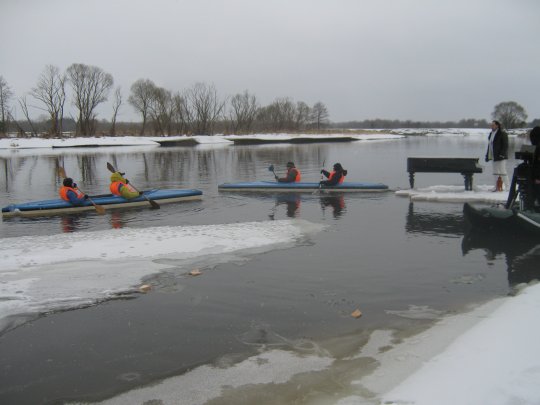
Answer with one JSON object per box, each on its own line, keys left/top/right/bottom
{"left": 61, "top": 216, "right": 81, "bottom": 233}
{"left": 267, "top": 194, "right": 348, "bottom": 220}
{"left": 110, "top": 211, "right": 125, "bottom": 229}
{"left": 462, "top": 231, "right": 540, "bottom": 286}
{"left": 405, "top": 202, "right": 464, "bottom": 237}
{"left": 269, "top": 194, "right": 301, "bottom": 219}
{"left": 319, "top": 194, "right": 346, "bottom": 219}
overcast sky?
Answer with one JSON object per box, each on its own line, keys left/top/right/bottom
{"left": 2, "top": 0, "right": 539, "bottom": 123}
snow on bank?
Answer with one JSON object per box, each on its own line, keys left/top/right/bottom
{"left": 396, "top": 184, "right": 510, "bottom": 204}
{"left": 378, "top": 282, "right": 540, "bottom": 405}
{"left": 0, "top": 132, "right": 404, "bottom": 152}
{"left": 0, "top": 219, "right": 323, "bottom": 334}
{"left": 0, "top": 136, "right": 159, "bottom": 149}
{"left": 75, "top": 282, "right": 540, "bottom": 405}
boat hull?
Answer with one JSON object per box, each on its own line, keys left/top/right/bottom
{"left": 2, "top": 189, "right": 203, "bottom": 218}
{"left": 463, "top": 202, "right": 540, "bottom": 236}
{"left": 218, "top": 181, "right": 388, "bottom": 193}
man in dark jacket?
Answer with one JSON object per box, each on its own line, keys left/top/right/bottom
{"left": 485, "top": 120, "right": 509, "bottom": 191}
{"left": 530, "top": 126, "right": 540, "bottom": 207}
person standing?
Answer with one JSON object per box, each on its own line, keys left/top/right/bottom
{"left": 530, "top": 126, "right": 540, "bottom": 207}
{"left": 485, "top": 120, "right": 509, "bottom": 191}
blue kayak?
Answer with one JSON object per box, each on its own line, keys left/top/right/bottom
{"left": 218, "top": 181, "right": 388, "bottom": 192}
{"left": 2, "top": 189, "right": 203, "bottom": 217}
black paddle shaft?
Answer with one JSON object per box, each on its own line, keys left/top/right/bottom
{"left": 106, "top": 162, "right": 160, "bottom": 209}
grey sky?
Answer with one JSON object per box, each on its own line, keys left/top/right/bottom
{"left": 2, "top": 0, "right": 539, "bottom": 123}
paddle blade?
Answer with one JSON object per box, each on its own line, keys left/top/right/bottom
{"left": 57, "top": 167, "right": 67, "bottom": 179}
{"left": 148, "top": 198, "right": 160, "bottom": 209}
{"left": 94, "top": 204, "right": 106, "bottom": 215}
{"left": 106, "top": 162, "right": 116, "bottom": 173}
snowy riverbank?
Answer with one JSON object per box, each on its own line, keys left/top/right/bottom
{"left": 0, "top": 132, "right": 404, "bottom": 151}
{"left": 73, "top": 281, "right": 540, "bottom": 405}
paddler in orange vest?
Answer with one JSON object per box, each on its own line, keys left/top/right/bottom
{"left": 110, "top": 172, "right": 142, "bottom": 199}
{"left": 275, "top": 161, "right": 301, "bottom": 183}
{"left": 59, "top": 177, "right": 88, "bottom": 205}
{"left": 320, "top": 163, "right": 348, "bottom": 186}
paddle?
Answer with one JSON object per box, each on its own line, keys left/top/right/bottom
{"left": 57, "top": 167, "right": 106, "bottom": 215}
{"left": 106, "top": 162, "right": 160, "bottom": 209}
{"left": 268, "top": 164, "right": 278, "bottom": 181}
{"left": 313, "top": 159, "right": 326, "bottom": 195}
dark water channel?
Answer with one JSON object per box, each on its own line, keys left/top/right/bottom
{"left": 1, "top": 135, "right": 538, "bottom": 404}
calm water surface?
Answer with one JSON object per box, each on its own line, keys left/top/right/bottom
{"left": 1, "top": 135, "right": 538, "bottom": 404}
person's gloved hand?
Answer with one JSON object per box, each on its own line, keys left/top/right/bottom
{"left": 84, "top": 194, "right": 89, "bottom": 200}
{"left": 274, "top": 175, "right": 278, "bottom": 180}
{"left": 320, "top": 169, "right": 324, "bottom": 173}
{"left": 73, "top": 183, "right": 78, "bottom": 188}
{"left": 125, "top": 179, "right": 129, "bottom": 184}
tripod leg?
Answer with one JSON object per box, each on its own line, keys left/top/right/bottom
{"left": 505, "top": 169, "right": 518, "bottom": 209}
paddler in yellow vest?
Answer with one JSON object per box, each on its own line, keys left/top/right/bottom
{"left": 109, "top": 172, "right": 142, "bottom": 199}
{"left": 59, "top": 177, "right": 89, "bottom": 205}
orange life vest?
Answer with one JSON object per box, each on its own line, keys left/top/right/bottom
{"left": 110, "top": 181, "right": 137, "bottom": 196}
{"left": 328, "top": 171, "right": 345, "bottom": 184}
{"left": 289, "top": 168, "right": 301, "bottom": 182}
{"left": 59, "top": 186, "right": 84, "bottom": 201}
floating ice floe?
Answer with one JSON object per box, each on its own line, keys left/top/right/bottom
{"left": 396, "top": 184, "right": 510, "bottom": 204}
{"left": 0, "top": 219, "right": 323, "bottom": 334}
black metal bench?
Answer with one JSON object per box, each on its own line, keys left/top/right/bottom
{"left": 407, "top": 157, "right": 483, "bottom": 190}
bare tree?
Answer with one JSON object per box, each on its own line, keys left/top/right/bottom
{"left": 66, "top": 63, "right": 113, "bottom": 136}
{"left": 31, "top": 65, "right": 66, "bottom": 136}
{"left": 172, "top": 92, "right": 191, "bottom": 134}
{"left": 110, "top": 87, "right": 122, "bottom": 136}
{"left": 0, "top": 76, "right": 13, "bottom": 135}
{"left": 148, "top": 86, "right": 176, "bottom": 136}
{"left": 17, "top": 95, "right": 39, "bottom": 136}
{"left": 186, "top": 82, "right": 225, "bottom": 135}
{"left": 294, "top": 101, "right": 311, "bottom": 131}
{"left": 258, "top": 97, "right": 296, "bottom": 131}
{"left": 128, "top": 78, "right": 155, "bottom": 135}
{"left": 311, "top": 101, "right": 329, "bottom": 130}
{"left": 229, "top": 90, "right": 259, "bottom": 133}
{"left": 492, "top": 101, "right": 528, "bottom": 129}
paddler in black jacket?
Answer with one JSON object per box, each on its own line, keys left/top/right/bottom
{"left": 320, "top": 163, "right": 348, "bottom": 186}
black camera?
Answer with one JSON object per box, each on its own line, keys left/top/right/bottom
{"left": 515, "top": 145, "right": 536, "bottom": 162}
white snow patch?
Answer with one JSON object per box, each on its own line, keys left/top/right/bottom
{"left": 337, "top": 283, "right": 540, "bottom": 405}
{"left": 76, "top": 349, "right": 333, "bottom": 405}
{"left": 0, "top": 219, "right": 323, "bottom": 333}
{"left": 396, "top": 184, "right": 509, "bottom": 203}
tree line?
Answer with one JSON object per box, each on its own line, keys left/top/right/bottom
{"left": 0, "top": 64, "right": 536, "bottom": 137}
{"left": 333, "top": 102, "right": 536, "bottom": 130}
{"left": 0, "top": 64, "right": 329, "bottom": 138}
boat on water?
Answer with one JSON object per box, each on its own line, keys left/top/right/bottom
{"left": 218, "top": 181, "right": 389, "bottom": 193}
{"left": 2, "top": 189, "right": 203, "bottom": 218}
{"left": 463, "top": 202, "right": 540, "bottom": 236}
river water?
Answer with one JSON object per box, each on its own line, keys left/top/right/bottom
{"left": 1, "top": 132, "right": 538, "bottom": 404}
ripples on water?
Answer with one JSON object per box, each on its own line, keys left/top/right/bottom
{"left": 1, "top": 135, "right": 539, "bottom": 404}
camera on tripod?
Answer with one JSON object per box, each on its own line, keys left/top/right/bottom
{"left": 514, "top": 144, "right": 536, "bottom": 163}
